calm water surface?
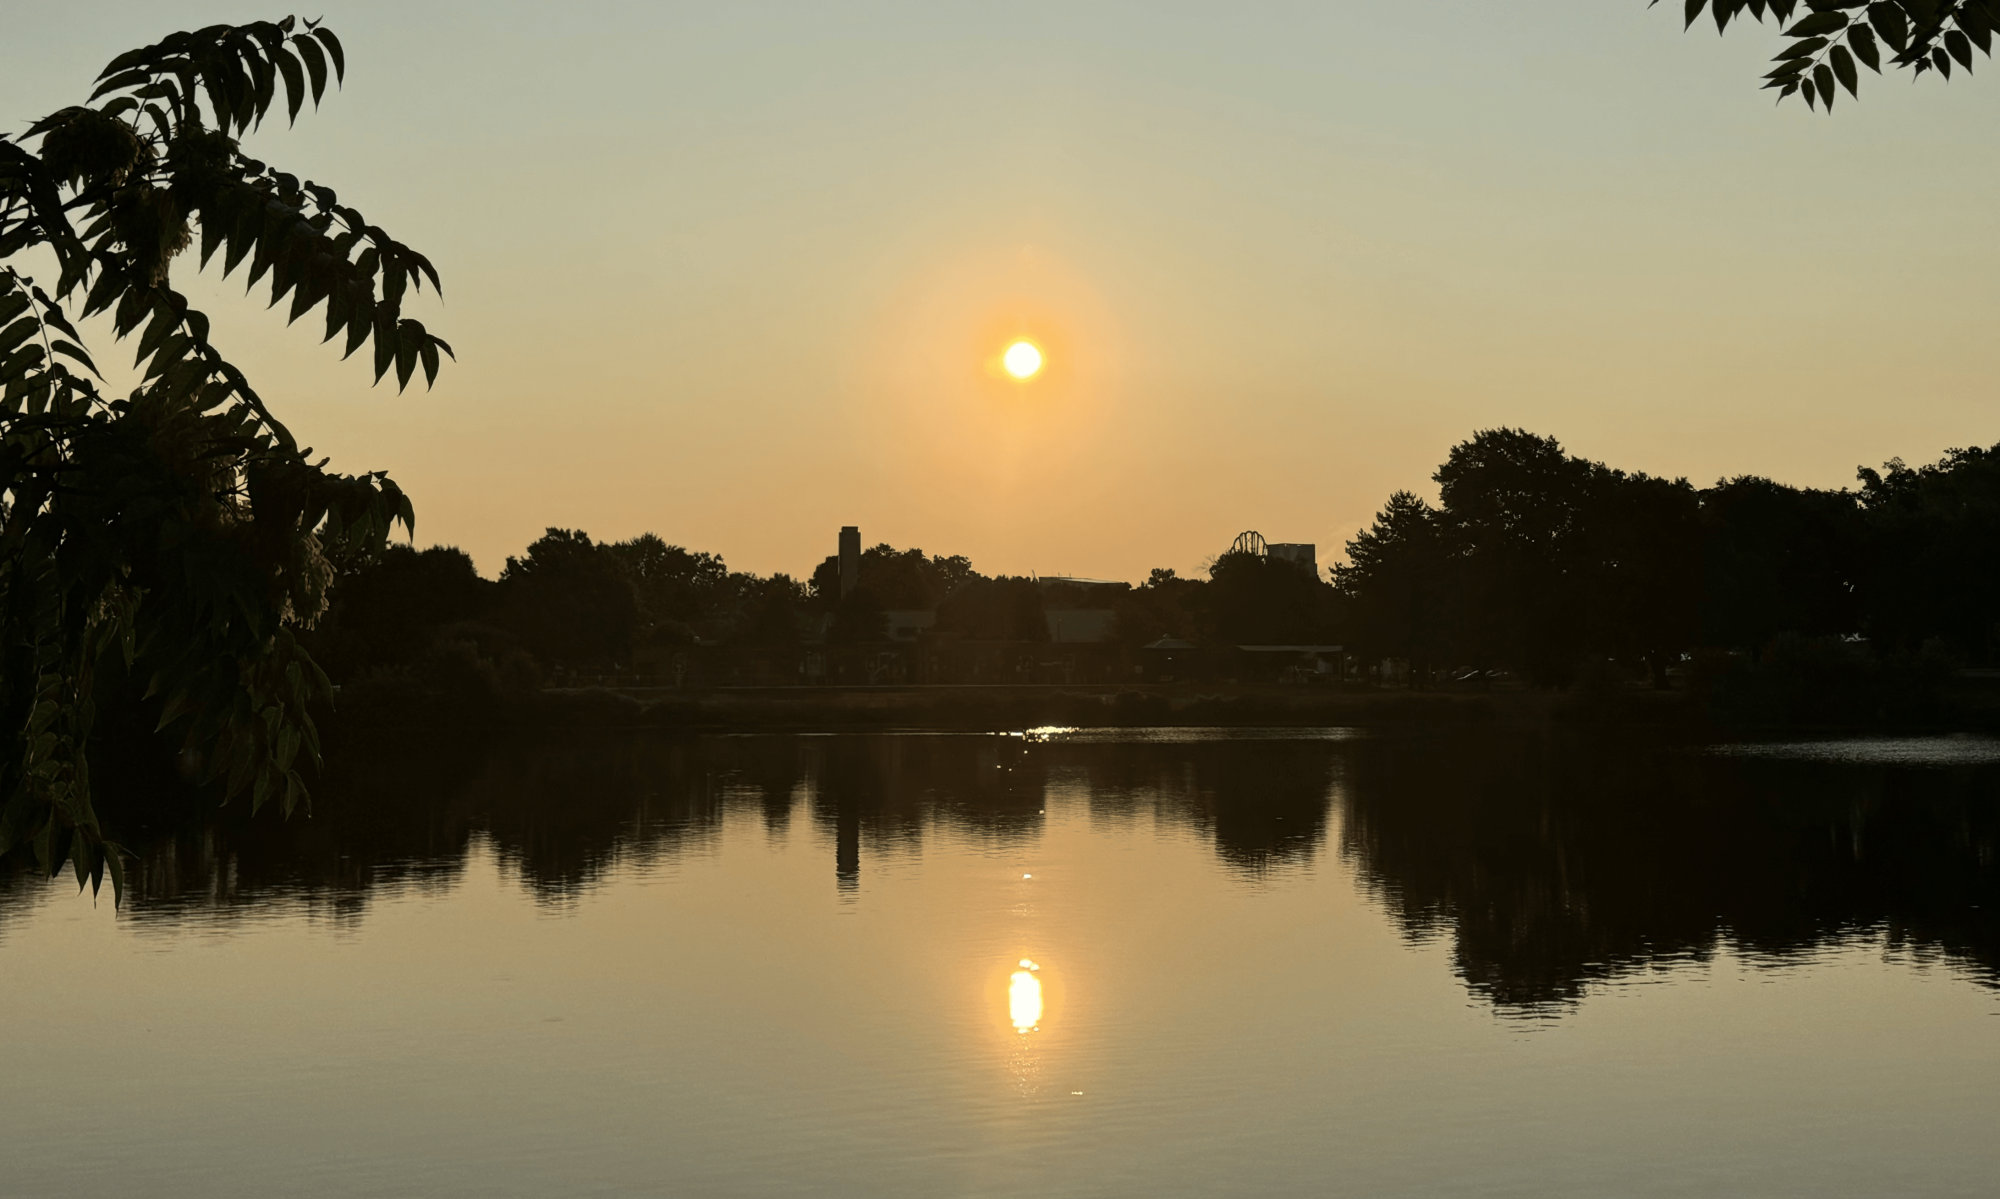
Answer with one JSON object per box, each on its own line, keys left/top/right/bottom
{"left": 4, "top": 728, "right": 1998, "bottom": 1197}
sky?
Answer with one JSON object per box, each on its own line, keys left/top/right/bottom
{"left": 6, "top": 2, "right": 2000, "bottom": 581}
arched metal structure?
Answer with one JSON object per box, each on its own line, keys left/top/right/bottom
{"left": 1229, "top": 530, "right": 1267, "bottom": 557}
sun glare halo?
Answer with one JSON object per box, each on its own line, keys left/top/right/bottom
{"left": 1003, "top": 341, "right": 1043, "bottom": 379}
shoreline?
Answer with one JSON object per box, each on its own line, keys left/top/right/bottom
{"left": 323, "top": 672, "right": 2000, "bottom": 738}
{"left": 529, "top": 682, "right": 1688, "bottom": 732}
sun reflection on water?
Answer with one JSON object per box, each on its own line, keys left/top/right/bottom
{"left": 1009, "top": 959, "right": 1043, "bottom": 1032}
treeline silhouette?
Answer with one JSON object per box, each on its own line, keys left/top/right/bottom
{"left": 20, "top": 731, "right": 1995, "bottom": 1014}
{"left": 301, "top": 428, "right": 2000, "bottom": 715}
{"left": 300, "top": 526, "right": 1340, "bottom": 716}
{"left": 1335, "top": 428, "right": 2000, "bottom": 690}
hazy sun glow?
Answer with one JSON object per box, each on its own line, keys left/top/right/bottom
{"left": 1002, "top": 340, "right": 1042, "bottom": 379}
{"left": 1009, "top": 960, "right": 1043, "bottom": 1031}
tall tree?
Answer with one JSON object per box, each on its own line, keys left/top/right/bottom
{"left": 607, "top": 533, "right": 728, "bottom": 626}
{"left": 1206, "top": 550, "right": 1330, "bottom": 645}
{"left": 497, "top": 530, "right": 640, "bottom": 667}
{"left": 1335, "top": 490, "right": 1456, "bottom": 677}
{"left": 1434, "top": 429, "right": 1597, "bottom": 684}
{"left": 0, "top": 18, "right": 451, "bottom": 898}
{"left": 1697, "top": 476, "right": 1862, "bottom": 651}
{"left": 1856, "top": 446, "right": 2000, "bottom": 661}
{"left": 1580, "top": 469, "right": 1703, "bottom": 687}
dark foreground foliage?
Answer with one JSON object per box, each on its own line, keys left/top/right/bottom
{"left": 1665, "top": 0, "right": 2000, "bottom": 110}
{"left": 0, "top": 18, "right": 450, "bottom": 899}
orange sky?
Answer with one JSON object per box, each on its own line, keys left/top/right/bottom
{"left": 8, "top": 3, "right": 2000, "bottom": 581}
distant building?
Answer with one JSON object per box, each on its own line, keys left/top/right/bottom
{"left": 1267, "top": 542, "right": 1318, "bottom": 578}
{"left": 1228, "top": 532, "right": 1320, "bottom": 580}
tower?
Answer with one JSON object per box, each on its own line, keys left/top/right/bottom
{"left": 839, "top": 526, "right": 860, "bottom": 599}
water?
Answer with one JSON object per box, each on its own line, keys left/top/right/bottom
{"left": 4, "top": 728, "right": 1998, "bottom": 1197}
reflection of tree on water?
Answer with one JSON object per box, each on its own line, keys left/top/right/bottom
{"left": 22, "top": 731, "right": 1998, "bottom": 1017}
{"left": 1072, "top": 740, "right": 1338, "bottom": 873}
{"left": 88, "top": 732, "right": 740, "bottom": 923}
{"left": 55, "top": 733, "right": 1058, "bottom": 923}
{"left": 1339, "top": 733, "right": 2000, "bottom": 1009}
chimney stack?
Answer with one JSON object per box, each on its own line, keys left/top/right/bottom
{"left": 839, "top": 526, "right": 860, "bottom": 599}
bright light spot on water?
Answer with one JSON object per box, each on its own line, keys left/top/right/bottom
{"left": 1009, "top": 967, "right": 1044, "bottom": 1032}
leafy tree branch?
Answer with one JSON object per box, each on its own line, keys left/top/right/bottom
{"left": 1660, "top": 0, "right": 2000, "bottom": 108}
{"left": 0, "top": 17, "right": 449, "bottom": 902}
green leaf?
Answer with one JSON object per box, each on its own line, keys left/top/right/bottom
{"left": 394, "top": 320, "right": 420, "bottom": 390}
{"left": 273, "top": 48, "right": 306, "bottom": 124}
{"left": 1945, "top": 29, "right": 1975, "bottom": 68}
{"left": 313, "top": 28, "right": 345, "bottom": 84}
{"left": 1867, "top": 1, "right": 1908, "bottom": 50}
{"left": 293, "top": 34, "right": 328, "bottom": 104}
{"left": 1813, "top": 61, "right": 1838, "bottom": 105}
{"left": 1831, "top": 44, "right": 1860, "bottom": 94}
{"left": 1685, "top": 0, "right": 1710, "bottom": 29}
{"left": 1848, "top": 23, "right": 1883, "bottom": 70}
{"left": 1778, "top": 36, "right": 1830, "bottom": 58}
{"left": 371, "top": 309, "right": 396, "bottom": 382}
{"left": 89, "top": 68, "right": 155, "bottom": 102}
{"left": 0, "top": 314, "right": 38, "bottom": 358}
{"left": 50, "top": 339, "right": 100, "bottom": 376}
{"left": 1785, "top": 11, "right": 1850, "bottom": 36}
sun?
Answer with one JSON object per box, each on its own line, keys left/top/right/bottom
{"left": 1002, "top": 340, "right": 1043, "bottom": 379}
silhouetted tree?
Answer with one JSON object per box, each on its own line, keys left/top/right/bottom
{"left": 1581, "top": 470, "right": 1702, "bottom": 687}
{"left": 1340, "top": 432, "right": 1705, "bottom": 687}
{"left": 1435, "top": 429, "right": 1597, "bottom": 684}
{"left": 1207, "top": 551, "right": 1331, "bottom": 644}
{"left": 1, "top": 19, "right": 452, "bottom": 894}
{"left": 1112, "top": 568, "right": 1208, "bottom": 646}
{"left": 810, "top": 543, "right": 983, "bottom": 611}
{"left": 308, "top": 544, "right": 490, "bottom": 677}
{"left": 497, "top": 529, "right": 640, "bottom": 666}
{"left": 1336, "top": 490, "right": 1456, "bottom": 678}
{"left": 730, "top": 575, "right": 808, "bottom": 646}
{"left": 936, "top": 577, "right": 1049, "bottom": 641}
{"left": 1697, "top": 476, "right": 1861, "bottom": 653}
{"left": 607, "top": 533, "right": 727, "bottom": 627}
{"left": 1856, "top": 447, "right": 2000, "bottom": 663}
